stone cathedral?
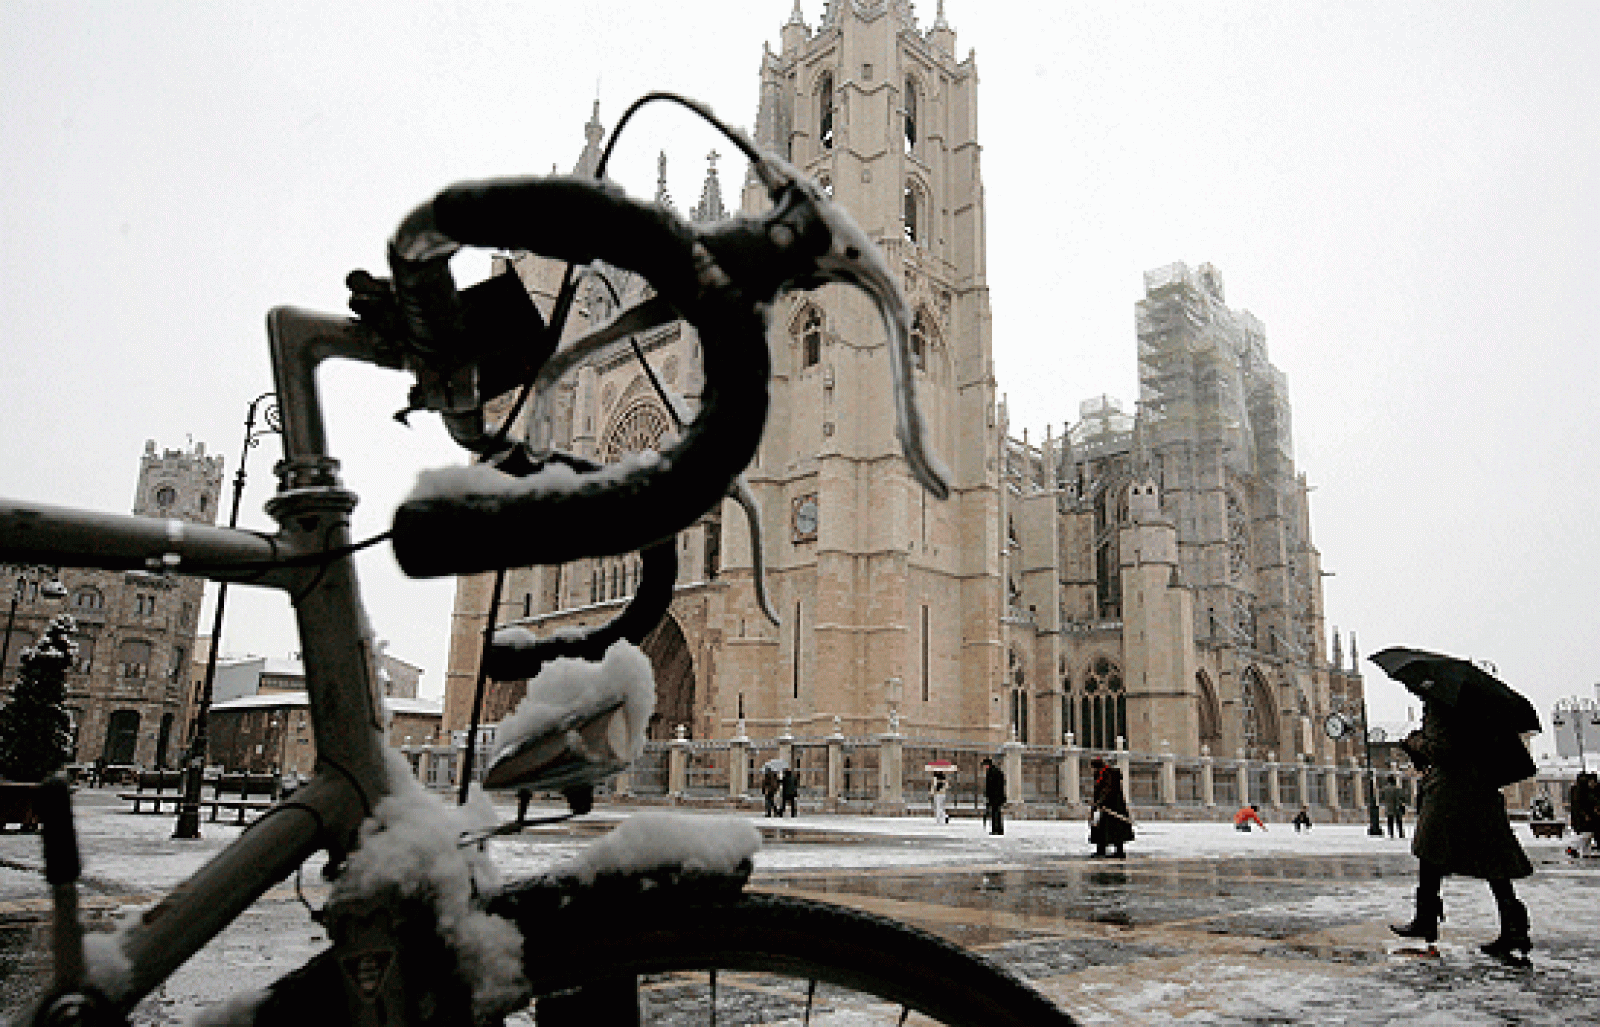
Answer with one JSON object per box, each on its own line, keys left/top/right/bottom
{"left": 442, "top": 0, "right": 1367, "bottom": 764}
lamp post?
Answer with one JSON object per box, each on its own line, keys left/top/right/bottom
{"left": 174, "top": 393, "right": 280, "bottom": 840}
{"left": 1552, "top": 696, "right": 1600, "bottom": 774}
{"left": 1, "top": 565, "right": 68, "bottom": 692}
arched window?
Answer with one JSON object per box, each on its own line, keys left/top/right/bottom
{"left": 818, "top": 71, "right": 834, "bottom": 150}
{"left": 903, "top": 74, "right": 918, "bottom": 152}
{"left": 73, "top": 587, "right": 104, "bottom": 612}
{"left": 1196, "top": 671, "right": 1222, "bottom": 751}
{"left": 795, "top": 305, "right": 823, "bottom": 368}
{"left": 1241, "top": 666, "right": 1280, "bottom": 758}
{"left": 601, "top": 402, "right": 671, "bottom": 462}
{"left": 903, "top": 180, "right": 920, "bottom": 244}
{"left": 1079, "top": 656, "right": 1126, "bottom": 751}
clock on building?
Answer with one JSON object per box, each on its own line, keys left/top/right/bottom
{"left": 792, "top": 494, "right": 819, "bottom": 541}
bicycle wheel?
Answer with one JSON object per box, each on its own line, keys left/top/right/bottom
{"left": 517, "top": 891, "right": 1077, "bottom": 1026}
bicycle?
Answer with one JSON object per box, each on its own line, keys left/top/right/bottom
{"left": 3, "top": 93, "right": 1076, "bottom": 1026}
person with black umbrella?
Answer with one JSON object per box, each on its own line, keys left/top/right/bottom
{"left": 1371, "top": 648, "right": 1540, "bottom": 964}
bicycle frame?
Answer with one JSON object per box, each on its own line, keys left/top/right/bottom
{"left": 0, "top": 306, "right": 404, "bottom": 1014}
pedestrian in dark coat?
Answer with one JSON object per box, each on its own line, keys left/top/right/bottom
{"left": 1380, "top": 777, "right": 1408, "bottom": 838}
{"left": 982, "top": 758, "right": 1006, "bottom": 835}
{"left": 1568, "top": 771, "right": 1598, "bottom": 858}
{"left": 1088, "top": 756, "right": 1133, "bottom": 857}
{"left": 761, "top": 767, "right": 780, "bottom": 818}
{"left": 1391, "top": 698, "right": 1534, "bottom": 962}
{"left": 780, "top": 767, "right": 799, "bottom": 817}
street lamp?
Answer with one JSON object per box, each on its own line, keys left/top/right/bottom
{"left": 174, "top": 393, "right": 280, "bottom": 840}
{"left": 1552, "top": 696, "right": 1600, "bottom": 774}
{"left": 1, "top": 565, "right": 68, "bottom": 692}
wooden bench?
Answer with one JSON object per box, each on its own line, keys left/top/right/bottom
{"left": 1530, "top": 820, "right": 1567, "bottom": 839}
{"left": 119, "top": 792, "right": 274, "bottom": 824}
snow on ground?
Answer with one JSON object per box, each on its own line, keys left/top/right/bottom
{"left": 3, "top": 791, "right": 1596, "bottom": 1025}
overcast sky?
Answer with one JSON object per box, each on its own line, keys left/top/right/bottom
{"left": 3, "top": 2, "right": 1596, "bottom": 753}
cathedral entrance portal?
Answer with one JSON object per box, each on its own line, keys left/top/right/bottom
{"left": 641, "top": 614, "right": 694, "bottom": 740}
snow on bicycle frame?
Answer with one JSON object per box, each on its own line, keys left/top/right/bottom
{"left": 1, "top": 91, "right": 953, "bottom": 1025}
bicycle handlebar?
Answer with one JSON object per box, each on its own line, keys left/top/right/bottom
{"left": 385, "top": 167, "right": 950, "bottom": 578}
{"left": 388, "top": 176, "right": 772, "bottom": 576}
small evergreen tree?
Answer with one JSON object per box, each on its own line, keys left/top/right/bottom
{"left": 0, "top": 612, "right": 77, "bottom": 781}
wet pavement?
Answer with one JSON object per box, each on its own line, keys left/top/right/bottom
{"left": 2, "top": 792, "right": 1598, "bottom": 1024}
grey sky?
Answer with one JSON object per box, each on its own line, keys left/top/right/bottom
{"left": 3, "top": 2, "right": 1596, "bottom": 752}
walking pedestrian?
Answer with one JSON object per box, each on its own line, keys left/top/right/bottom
{"left": 780, "top": 766, "right": 799, "bottom": 818}
{"left": 1566, "top": 770, "right": 1598, "bottom": 859}
{"left": 1292, "top": 807, "right": 1312, "bottom": 832}
{"left": 761, "top": 766, "right": 780, "bottom": 818}
{"left": 1087, "top": 755, "right": 1133, "bottom": 858}
{"left": 930, "top": 770, "right": 950, "bottom": 824}
{"left": 1233, "top": 804, "right": 1267, "bottom": 832}
{"left": 1381, "top": 776, "right": 1408, "bottom": 838}
{"left": 1390, "top": 696, "right": 1535, "bottom": 963}
{"left": 982, "top": 757, "right": 1006, "bottom": 835}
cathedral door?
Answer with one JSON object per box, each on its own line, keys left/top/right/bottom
{"left": 641, "top": 615, "right": 694, "bottom": 740}
{"left": 103, "top": 709, "right": 140, "bottom": 765}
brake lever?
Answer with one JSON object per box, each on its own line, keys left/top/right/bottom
{"left": 717, "top": 153, "right": 953, "bottom": 502}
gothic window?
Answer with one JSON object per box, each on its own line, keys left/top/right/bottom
{"left": 910, "top": 307, "right": 931, "bottom": 371}
{"left": 1240, "top": 666, "right": 1280, "bottom": 758}
{"left": 902, "top": 180, "right": 921, "bottom": 244}
{"left": 74, "top": 632, "right": 95, "bottom": 674}
{"left": 1196, "top": 671, "right": 1222, "bottom": 751}
{"left": 73, "top": 588, "right": 104, "bottom": 612}
{"left": 903, "top": 75, "right": 918, "bottom": 152}
{"left": 601, "top": 402, "right": 671, "bottom": 462}
{"left": 154, "top": 486, "right": 176, "bottom": 509}
{"left": 117, "top": 638, "right": 153, "bottom": 679}
{"left": 169, "top": 646, "right": 186, "bottom": 683}
{"left": 818, "top": 71, "right": 834, "bottom": 150}
{"left": 1007, "top": 648, "right": 1028, "bottom": 743}
{"left": 1079, "top": 656, "right": 1126, "bottom": 751}
{"left": 795, "top": 305, "right": 823, "bottom": 368}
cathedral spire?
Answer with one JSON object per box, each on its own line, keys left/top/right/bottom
{"left": 573, "top": 99, "right": 606, "bottom": 179}
{"left": 1330, "top": 627, "right": 1343, "bottom": 671}
{"left": 691, "top": 150, "right": 727, "bottom": 223}
{"left": 654, "top": 151, "right": 675, "bottom": 210}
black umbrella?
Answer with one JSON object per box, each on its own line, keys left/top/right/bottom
{"left": 1368, "top": 647, "right": 1542, "bottom": 735}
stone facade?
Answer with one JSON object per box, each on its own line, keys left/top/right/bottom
{"left": 2, "top": 440, "right": 222, "bottom": 768}
{"left": 441, "top": 2, "right": 1366, "bottom": 761}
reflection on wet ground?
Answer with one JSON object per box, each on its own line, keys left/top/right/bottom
{"left": 5, "top": 811, "right": 1599, "bottom": 1025}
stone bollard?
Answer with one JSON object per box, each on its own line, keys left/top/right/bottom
{"left": 1159, "top": 741, "right": 1177, "bottom": 806}
{"left": 826, "top": 718, "right": 844, "bottom": 804}
{"left": 1116, "top": 736, "right": 1131, "bottom": 793}
{"left": 730, "top": 723, "right": 750, "bottom": 799}
{"left": 667, "top": 724, "right": 691, "bottom": 801}
{"left": 1297, "top": 757, "right": 1310, "bottom": 813}
{"left": 1236, "top": 749, "right": 1250, "bottom": 808}
{"left": 877, "top": 729, "right": 905, "bottom": 812}
{"left": 1003, "top": 734, "right": 1025, "bottom": 810}
{"left": 1200, "top": 745, "right": 1216, "bottom": 808}
{"left": 1062, "top": 733, "right": 1082, "bottom": 807}
{"left": 778, "top": 717, "right": 795, "bottom": 774}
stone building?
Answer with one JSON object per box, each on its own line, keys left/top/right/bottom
{"left": 2, "top": 440, "right": 221, "bottom": 768}
{"left": 441, "top": 1, "right": 1366, "bottom": 762}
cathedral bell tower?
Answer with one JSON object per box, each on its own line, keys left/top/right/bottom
{"left": 720, "top": 0, "right": 1003, "bottom": 741}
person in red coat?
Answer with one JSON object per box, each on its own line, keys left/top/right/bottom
{"left": 1088, "top": 756, "right": 1134, "bottom": 858}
